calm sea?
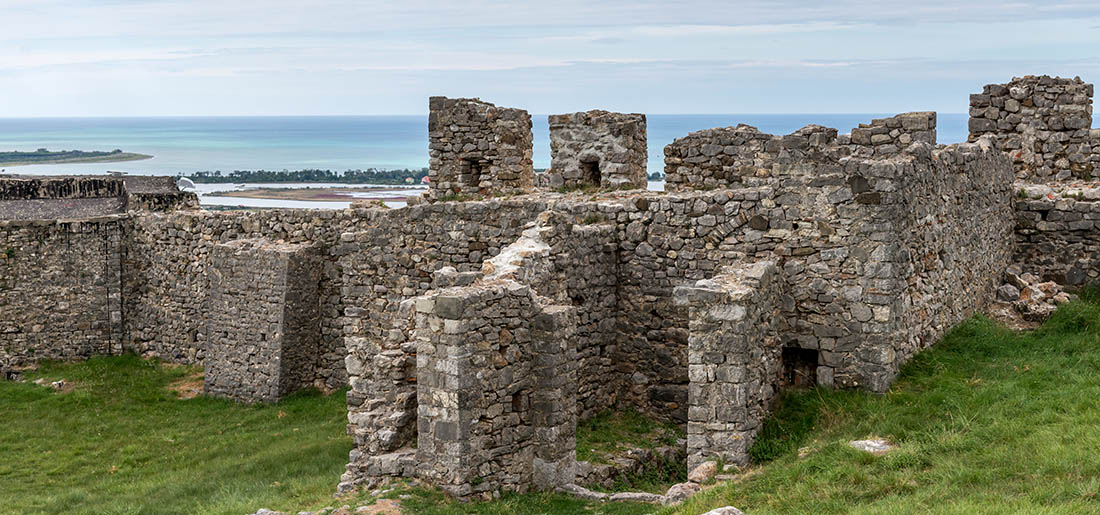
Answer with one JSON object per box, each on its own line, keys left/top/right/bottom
{"left": 0, "top": 114, "right": 970, "bottom": 176}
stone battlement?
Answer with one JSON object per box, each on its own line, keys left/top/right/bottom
{"left": 1, "top": 75, "right": 1098, "bottom": 502}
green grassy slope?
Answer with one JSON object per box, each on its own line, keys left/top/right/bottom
{"left": 675, "top": 293, "right": 1100, "bottom": 514}
{"left": 4, "top": 294, "right": 1100, "bottom": 514}
{"left": 0, "top": 356, "right": 351, "bottom": 514}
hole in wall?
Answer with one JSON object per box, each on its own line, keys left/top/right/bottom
{"left": 462, "top": 158, "right": 483, "bottom": 190}
{"left": 780, "top": 346, "right": 818, "bottom": 388}
{"left": 581, "top": 158, "right": 601, "bottom": 187}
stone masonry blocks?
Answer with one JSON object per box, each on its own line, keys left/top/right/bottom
{"left": 969, "top": 75, "right": 1095, "bottom": 181}
{"left": 548, "top": 110, "right": 647, "bottom": 190}
{"left": 675, "top": 261, "right": 783, "bottom": 470}
{"left": 428, "top": 97, "right": 534, "bottom": 197}
{"left": 413, "top": 281, "right": 577, "bottom": 500}
{"left": 205, "top": 238, "right": 322, "bottom": 403}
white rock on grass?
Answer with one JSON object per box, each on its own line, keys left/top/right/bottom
{"left": 688, "top": 461, "right": 718, "bottom": 483}
{"left": 848, "top": 439, "right": 895, "bottom": 455}
{"left": 662, "top": 481, "right": 702, "bottom": 505}
{"left": 608, "top": 492, "right": 664, "bottom": 503}
{"left": 701, "top": 507, "right": 745, "bottom": 515}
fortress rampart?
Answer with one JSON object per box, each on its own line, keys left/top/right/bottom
{"left": 1, "top": 75, "right": 1098, "bottom": 501}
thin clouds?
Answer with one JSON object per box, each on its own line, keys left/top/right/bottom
{"left": 0, "top": 1, "right": 1099, "bottom": 116}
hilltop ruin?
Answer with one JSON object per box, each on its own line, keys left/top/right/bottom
{"left": 1, "top": 75, "right": 1098, "bottom": 500}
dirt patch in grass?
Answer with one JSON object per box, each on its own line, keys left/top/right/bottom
{"left": 166, "top": 367, "right": 204, "bottom": 399}
{"left": 351, "top": 498, "right": 402, "bottom": 514}
{"left": 986, "top": 301, "right": 1041, "bottom": 331}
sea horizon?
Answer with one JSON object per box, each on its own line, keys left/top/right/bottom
{"left": 0, "top": 113, "right": 974, "bottom": 176}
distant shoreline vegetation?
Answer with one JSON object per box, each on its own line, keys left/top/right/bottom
{"left": 184, "top": 168, "right": 430, "bottom": 185}
{"left": 0, "top": 148, "right": 152, "bottom": 167}
{"left": 185, "top": 168, "right": 666, "bottom": 184}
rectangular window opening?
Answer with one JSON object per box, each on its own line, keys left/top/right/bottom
{"left": 780, "top": 346, "right": 818, "bottom": 388}
{"left": 462, "top": 158, "right": 484, "bottom": 189}
{"left": 581, "top": 159, "right": 601, "bottom": 187}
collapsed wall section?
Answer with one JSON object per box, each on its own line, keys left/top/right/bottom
{"left": 674, "top": 261, "right": 783, "bottom": 470}
{"left": 204, "top": 239, "right": 322, "bottom": 403}
{"left": 1015, "top": 184, "right": 1100, "bottom": 286}
{"left": 428, "top": 97, "right": 534, "bottom": 197}
{"left": 547, "top": 110, "right": 647, "bottom": 190}
{"left": 0, "top": 216, "right": 124, "bottom": 367}
{"left": 969, "top": 75, "right": 1096, "bottom": 181}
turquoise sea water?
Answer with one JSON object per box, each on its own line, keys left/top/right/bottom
{"left": 0, "top": 114, "right": 970, "bottom": 176}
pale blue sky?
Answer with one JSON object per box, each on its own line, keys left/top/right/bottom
{"left": 2, "top": 0, "right": 1099, "bottom": 116}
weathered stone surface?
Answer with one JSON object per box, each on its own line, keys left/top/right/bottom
{"left": 1014, "top": 184, "right": 1100, "bottom": 287}
{"left": 610, "top": 492, "right": 665, "bottom": 503}
{"left": 204, "top": 238, "right": 323, "bottom": 403}
{"left": 428, "top": 97, "right": 534, "bottom": 197}
{"left": 701, "top": 507, "right": 745, "bottom": 515}
{"left": 969, "top": 75, "right": 1096, "bottom": 182}
{"left": 547, "top": 110, "right": 647, "bottom": 190}
{"left": 688, "top": 460, "right": 718, "bottom": 483}
{"left": 662, "top": 481, "right": 702, "bottom": 505}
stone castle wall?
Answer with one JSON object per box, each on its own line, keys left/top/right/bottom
{"left": 1, "top": 76, "right": 1095, "bottom": 501}
{"left": 428, "top": 97, "right": 534, "bottom": 197}
{"left": 0, "top": 216, "right": 124, "bottom": 367}
{"left": 1014, "top": 184, "right": 1100, "bottom": 286}
{"left": 969, "top": 75, "right": 1096, "bottom": 181}
{"left": 547, "top": 110, "right": 647, "bottom": 190}
{"left": 122, "top": 209, "right": 357, "bottom": 390}
{"left": 663, "top": 112, "right": 937, "bottom": 192}
{"left": 412, "top": 281, "right": 577, "bottom": 500}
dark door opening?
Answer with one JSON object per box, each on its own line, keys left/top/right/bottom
{"left": 780, "top": 346, "right": 818, "bottom": 388}
{"left": 580, "top": 158, "right": 601, "bottom": 187}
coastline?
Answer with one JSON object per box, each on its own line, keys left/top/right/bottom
{"left": 0, "top": 152, "right": 153, "bottom": 167}
{"left": 203, "top": 185, "right": 420, "bottom": 202}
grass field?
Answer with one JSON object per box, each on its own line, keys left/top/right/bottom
{"left": 4, "top": 294, "right": 1100, "bottom": 514}
{"left": 0, "top": 356, "right": 352, "bottom": 514}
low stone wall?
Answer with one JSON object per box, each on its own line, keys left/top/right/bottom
{"left": 204, "top": 239, "right": 323, "bottom": 403}
{"left": 675, "top": 261, "right": 783, "bottom": 469}
{"left": 575, "top": 442, "right": 686, "bottom": 490}
{"left": 547, "top": 110, "right": 647, "bottom": 190}
{"left": 969, "top": 75, "right": 1096, "bottom": 181}
{"left": 849, "top": 112, "right": 936, "bottom": 157}
{"left": 1014, "top": 183, "right": 1100, "bottom": 286}
{"left": 663, "top": 124, "right": 838, "bottom": 192}
{"left": 0, "top": 216, "right": 124, "bottom": 367}
{"left": 0, "top": 176, "right": 125, "bottom": 200}
{"left": 428, "top": 97, "right": 534, "bottom": 197}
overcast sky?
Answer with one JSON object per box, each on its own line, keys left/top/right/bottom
{"left": 2, "top": 0, "right": 1100, "bottom": 116}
